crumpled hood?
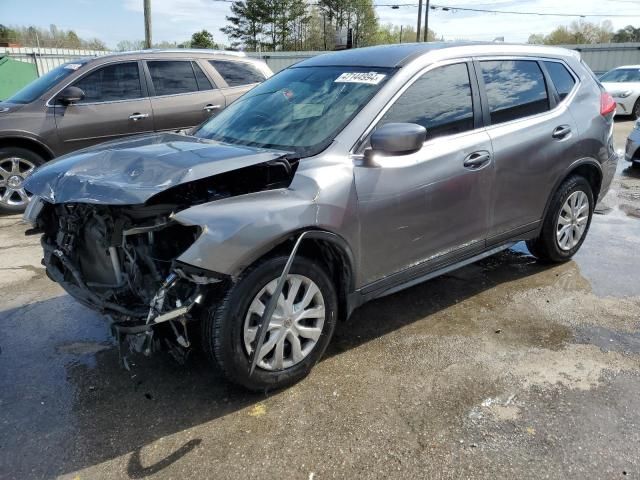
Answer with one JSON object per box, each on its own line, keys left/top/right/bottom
{"left": 24, "top": 133, "right": 289, "bottom": 204}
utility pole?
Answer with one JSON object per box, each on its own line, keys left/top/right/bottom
{"left": 144, "top": 0, "right": 152, "bottom": 49}
{"left": 399, "top": 25, "right": 403, "bottom": 43}
{"left": 416, "top": 0, "right": 423, "bottom": 42}
{"left": 423, "top": 0, "right": 430, "bottom": 42}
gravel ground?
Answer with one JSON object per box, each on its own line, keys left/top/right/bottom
{"left": 1, "top": 119, "right": 639, "bottom": 480}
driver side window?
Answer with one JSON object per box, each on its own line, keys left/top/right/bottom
{"left": 73, "top": 62, "right": 143, "bottom": 104}
{"left": 378, "top": 63, "right": 474, "bottom": 141}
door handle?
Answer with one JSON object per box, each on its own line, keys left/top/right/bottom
{"left": 129, "top": 113, "right": 149, "bottom": 121}
{"left": 463, "top": 151, "right": 491, "bottom": 169}
{"left": 203, "top": 104, "right": 222, "bottom": 112}
{"left": 552, "top": 125, "right": 572, "bottom": 139}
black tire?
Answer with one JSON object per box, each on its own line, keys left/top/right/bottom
{"left": 0, "top": 147, "right": 45, "bottom": 214}
{"left": 202, "top": 255, "right": 338, "bottom": 391}
{"left": 526, "top": 175, "right": 594, "bottom": 263}
{"left": 633, "top": 98, "right": 640, "bottom": 120}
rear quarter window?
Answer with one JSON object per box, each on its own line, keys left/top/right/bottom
{"left": 209, "top": 60, "right": 266, "bottom": 87}
{"left": 544, "top": 61, "right": 576, "bottom": 100}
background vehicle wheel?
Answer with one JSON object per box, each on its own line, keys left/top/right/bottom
{"left": 526, "top": 175, "right": 594, "bottom": 263}
{"left": 202, "top": 255, "right": 338, "bottom": 391}
{"left": 633, "top": 98, "right": 640, "bottom": 120}
{"left": 0, "top": 147, "right": 45, "bottom": 214}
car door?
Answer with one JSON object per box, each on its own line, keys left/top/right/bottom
{"left": 54, "top": 61, "right": 153, "bottom": 153}
{"left": 207, "top": 59, "right": 268, "bottom": 104}
{"left": 145, "top": 59, "right": 227, "bottom": 131}
{"left": 476, "top": 58, "right": 580, "bottom": 243}
{"left": 354, "top": 61, "right": 495, "bottom": 285}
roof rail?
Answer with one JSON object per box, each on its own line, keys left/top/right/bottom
{"left": 111, "top": 49, "right": 247, "bottom": 57}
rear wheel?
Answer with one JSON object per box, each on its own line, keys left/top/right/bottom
{"left": 526, "top": 175, "right": 594, "bottom": 263}
{"left": 202, "top": 255, "right": 338, "bottom": 391}
{"left": 0, "top": 147, "right": 45, "bottom": 213}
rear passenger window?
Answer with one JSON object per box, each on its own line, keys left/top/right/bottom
{"left": 480, "top": 60, "right": 549, "bottom": 125}
{"left": 378, "top": 63, "right": 474, "bottom": 141}
{"left": 147, "top": 61, "right": 199, "bottom": 96}
{"left": 73, "top": 62, "right": 142, "bottom": 103}
{"left": 543, "top": 61, "right": 576, "bottom": 100}
{"left": 209, "top": 60, "right": 266, "bottom": 87}
{"left": 193, "top": 62, "right": 214, "bottom": 90}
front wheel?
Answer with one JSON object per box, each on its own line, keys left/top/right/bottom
{"left": 0, "top": 147, "right": 45, "bottom": 214}
{"left": 526, "top": 175, "right": 594, "bottom": 263}
{"left": 202, "top": 255, "right": 338, "bottom": 391}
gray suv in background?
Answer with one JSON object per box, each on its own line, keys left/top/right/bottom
{"left": 24, "top": 43, "right": 617, "bottom": 391}
{"left": 0, "top": 50, "right": 272, "bottom": 212}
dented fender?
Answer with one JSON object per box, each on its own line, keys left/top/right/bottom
{"left": 173, "top": 162, "right": 359, "bottom": 279}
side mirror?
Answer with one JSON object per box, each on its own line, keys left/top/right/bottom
{"left": 364, "top": 123, "right": 426, "bottom": 166}
{"left": 370, "top": 123, "right": 426, "bottom": 155}
{"left": 57, "top": 86, "right": 85, "bottom": 105}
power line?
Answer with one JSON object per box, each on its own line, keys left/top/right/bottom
{"left": 427, "top": 3, "right": 640, "bottom": 17}
{"left": 209, "top": 0, "right": 640, "bottom": 17}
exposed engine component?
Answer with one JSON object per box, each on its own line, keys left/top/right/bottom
{"left": 40, "top": 202, "right": 200, "bottom": 315}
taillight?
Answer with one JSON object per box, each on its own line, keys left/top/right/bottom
{"left": 600, "top": 91, "right": 616, "bottom": 116}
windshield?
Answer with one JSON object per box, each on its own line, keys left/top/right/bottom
{"left": 600, "top": 68, "right": 640, "bottom": 83}
{"left": 194, "top": 66, "right": 393, "bottom": 156}
{"left": 6, "top": 61, "right": 88, "bottom": 104}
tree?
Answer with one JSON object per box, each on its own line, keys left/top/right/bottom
{"left": 544, "top": 26, "right": 576, "bottom": 45}
{"left": 571, "top": 19, "right": 613, "bottom": 44}
{"left": 528, "top": 20, "right": 613, "bottom": 45}
{"left": 527, "top": 33, "right": 545, "bottom": 44}
{"left": 1, "top": 24, "right": 108, "bottom": 49}
{"left": 66, "top": 31, "right": 82, "bottom": 48}
{"left": 315, "top": 0, "right": 379, "bottom": 48}
{"left": 613, "top": 25, "right": 640, "bottom": 43}
{"left": 0, "top": 24, "right": 18, "bottom": 44}
{"left": 373, "top": 23, "right": 431, "bottom": 45}
{"left": 153, "top": 40, "right": 182, "bottom": 48}
{"left": 117, "top": 39, "right": 186, "bottom": 51}
{"left": 222, "top": 0, "right": 269, "bottom": 51}
{"left": 190, "top": 29, "right": 218, "bottom": 49}
{"left": 84, "top": 38, "right": 107, "bottom": 50}
{"left": 117, "top": 39, "right": 146, "bottom": 51}
{"left": 221, "top": 0, "right": 312, "bottom": 51}
{"left": 219, "top": 0, "right": 385, "bottom": 51}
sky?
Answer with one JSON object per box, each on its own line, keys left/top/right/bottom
{"left": 1, "top": 0, "right": 639, "bottom": 49}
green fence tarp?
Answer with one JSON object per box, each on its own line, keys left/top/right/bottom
{"left": 0, "top": 56, "right": 38, "bottom": 101}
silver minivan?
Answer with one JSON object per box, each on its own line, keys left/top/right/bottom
{"left": 25, "top": 43, "right": 618, "bottom": 391}
{"left": 0, "top": 49, "right": 272, "bottom": 212}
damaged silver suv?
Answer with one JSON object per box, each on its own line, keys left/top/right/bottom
{"left": 24, "top": 43, "right": 617, "bottom": 391}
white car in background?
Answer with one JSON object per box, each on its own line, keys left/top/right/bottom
{"left": 601, "top": 65, "right": 640, "bottom": 119}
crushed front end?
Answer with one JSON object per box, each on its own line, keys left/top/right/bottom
{"left": 29, "top": 200, "right": 226, "bottom": 361}
{"left": 21, "top": 135, "right": 297, "bottom": 363}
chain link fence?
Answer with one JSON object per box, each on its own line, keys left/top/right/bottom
{"left": 3, "top": 43, "right": 640, "bottom": 77}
